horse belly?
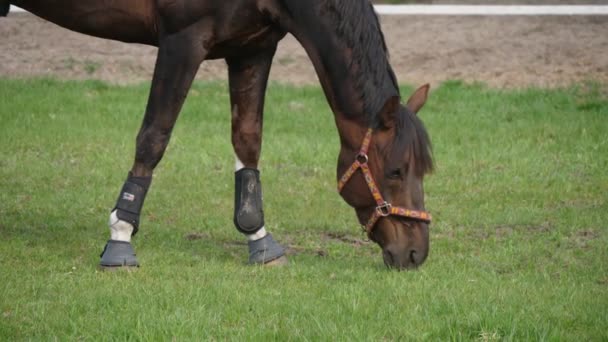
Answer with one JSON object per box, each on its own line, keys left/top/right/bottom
{"left": 155, "top": 0, "right": 285, "bottom": 58}
{"left": 207, "top": 26, "right": 286, "bottom": 59}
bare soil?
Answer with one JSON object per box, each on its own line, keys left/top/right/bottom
{"left": 1, "top": 12, "right": 607, "bottom": 88}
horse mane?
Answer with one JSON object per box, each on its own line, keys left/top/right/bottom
{"left": 282, "top": 0, "right": 432, "bottom": 173}
{"left": 325, "top": 1, "right": 432, "bottom": 174}
{"left": 322, "top": 0, "right": 400, "bottom": 127}
{"left": 282, "top": 0, "right": 399, "bottom": 124}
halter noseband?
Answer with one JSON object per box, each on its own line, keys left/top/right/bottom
{"left": 337, "top": 128, "right": 432, "bottom": 237}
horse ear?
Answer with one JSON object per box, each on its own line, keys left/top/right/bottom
{"left": 406, "top": 84, "right": 430, "bottom": 114}
{"left": 379, "top": 96, "right": 400, "bottom": 129}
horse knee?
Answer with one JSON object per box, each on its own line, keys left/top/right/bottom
{"left": 135, "top": 128, "right": 172, "bottom": 169}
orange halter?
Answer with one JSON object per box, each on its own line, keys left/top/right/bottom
{"left": 337, "top": 128, "right": 432, "bottom": 237}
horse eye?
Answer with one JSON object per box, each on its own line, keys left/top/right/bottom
{"left": 388, "top": 168, "right": 402, "bottom": 179}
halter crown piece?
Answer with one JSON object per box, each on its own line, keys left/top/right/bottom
{"left": 337, "top": 128, "right": 432, "bottom": 237}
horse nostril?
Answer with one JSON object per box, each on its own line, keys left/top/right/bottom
{"left": 410, "top": 248, "right": 428, "bottom": 267}
{"left": 384, "top": 246, "right": 425, "bottom": 269}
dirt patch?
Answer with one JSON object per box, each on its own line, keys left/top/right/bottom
{"left": 184, "top": 232, "right": 210, "bottom": 241}
{"left": 495, "top": 222, "right": 552, "bottom": 237}
{"left": 463, "top": 222, "right": 552, "bottom": 241}
{"left": 1, "top": 13, "right": 607, "bottom": 88}
{"left": 567, "top": 229, "right": 601, "bottom": 249}
{"left": 322, "top": 232, "right": 370, "bottom": 247}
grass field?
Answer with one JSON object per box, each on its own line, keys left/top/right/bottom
{"left": 0, "top": 78, "right": 606, "bottom": 340}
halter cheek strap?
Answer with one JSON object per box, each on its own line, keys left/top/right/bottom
{"left": 338, "top": 128, "right": 432, "bottom": 236}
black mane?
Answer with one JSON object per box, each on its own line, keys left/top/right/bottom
{"left": 324, "top": 1, "right": 432, "bottom": 173}
{"left": 283, "top": 0, "right": 432, "bottom": 173}
{"left": 324, "top": 0, "right": 400, "bottom": 126}
{"left": 283, "top": 0, "right": 400, "bottom": 126}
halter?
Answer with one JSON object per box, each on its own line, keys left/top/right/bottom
{"left": 337, "top": 128, "right": 432, "bottom": 237}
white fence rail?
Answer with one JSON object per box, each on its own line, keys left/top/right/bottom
{"left": 9, "top": 4, "right": 608, "bottom": 16}
{"left": 375, "top": 5, "right": 608, "bottom": 15}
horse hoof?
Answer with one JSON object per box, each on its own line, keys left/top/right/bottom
{"left": 263, "top": 255, "right": 289, "bottom": 267}
{"left": 99, "top": 240, "right": 139, "bottom": 269}
{"left": 248, "top": 233, "right": 287, "bottom": 265}
{"left": 98, "top": 264, "right": 139, "bottom": 272}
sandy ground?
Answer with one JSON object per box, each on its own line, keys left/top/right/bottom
{"left": 0, "top": 12, "right": 607, "bottom": 88}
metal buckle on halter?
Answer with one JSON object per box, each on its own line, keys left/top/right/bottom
{"left": 376, "top": 202, "right": 392, "bottom": 217}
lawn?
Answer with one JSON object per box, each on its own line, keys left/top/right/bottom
{"left": 0, "top": 78, "right": 606, "bottom": 340}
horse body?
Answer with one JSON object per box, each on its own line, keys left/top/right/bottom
{"left": 9, "top": 0, "right": 286, "bottom": 54}
{"left": 7, "top": 0, "right": 434, "bottom": 269}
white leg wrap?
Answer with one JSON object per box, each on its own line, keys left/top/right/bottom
{"left": 109, "top": 210, "right": 134, "bottom": 242}
{"left": 247, "top": 227, "right": 268, "bottom": 241}
{"left": 235, "top": 154, "right": 245, "bottom": 172}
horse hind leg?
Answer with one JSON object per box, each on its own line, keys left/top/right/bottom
{"left": 100, "top": 22, "right": 208, "bottom": 269}
{"left": 0, "top": 1, "right": 9, "bottom": 16}
{"left": 228, "top": 49, "right": 287, "bottom": 266}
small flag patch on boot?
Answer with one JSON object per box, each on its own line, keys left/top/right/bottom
{"left": 122, "top": 192, "right": 135, "bottom": 201}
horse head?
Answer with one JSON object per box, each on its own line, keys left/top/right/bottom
{"left": 338, "top": 84, "right": 433, "bottom": 270}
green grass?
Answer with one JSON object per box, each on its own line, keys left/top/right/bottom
{"left": 0, "top": 78, "right": 606, "bottom": 340}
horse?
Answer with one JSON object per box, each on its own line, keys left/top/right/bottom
{"left": 4, "top": 0, "right": 434, "bottom": 270}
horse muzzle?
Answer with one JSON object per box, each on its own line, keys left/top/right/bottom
{"left": 377, "top": 220, "right": 429, "bottom": 270}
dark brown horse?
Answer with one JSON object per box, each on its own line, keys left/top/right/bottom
{"left": 4, "top": 0, "right": 434, "bottom": 269}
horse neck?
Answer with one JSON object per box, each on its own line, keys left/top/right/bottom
{"left": 281, "top": 0, "right": 399, "bottom": 150}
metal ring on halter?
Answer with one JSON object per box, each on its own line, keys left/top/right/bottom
{"left": 356, "top": 153, "right": 368, "bottom": 164}
{"left": 376, "top": 202, "right": 392, "bottom": 216}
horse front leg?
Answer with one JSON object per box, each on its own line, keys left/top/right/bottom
{"left": 228, "top": 49, "right": 287, "bottom": 266}
{"left": 100, "top": 24, "right": 208, "bottom": 269}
